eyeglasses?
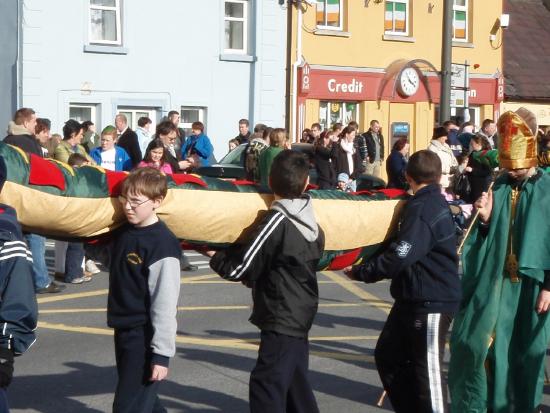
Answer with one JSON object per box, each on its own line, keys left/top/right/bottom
{"left": 118, "top": 196, "right": 151, "bottom": 210}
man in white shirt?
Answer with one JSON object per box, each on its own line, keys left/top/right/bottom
{"left": 136, "top": 116, "right": 152, "bottom": 157}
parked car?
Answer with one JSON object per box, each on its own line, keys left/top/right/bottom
{"left": 196, "top": 143, "right": 318, "bottom": 182}
{"left": 196, "top": 142, "right": 385, "bottom": 190}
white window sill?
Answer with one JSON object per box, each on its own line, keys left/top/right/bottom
{"left": 219, "top": 54, "right": 256, "bottom": 63}
{"left": 383, "top": 34, "right": 416, "bottom": 43}
{"left": 452, "top": 41, "right": 474, "bottom": 48}
{"left": 83, "top": 44, "right": 128, "bottom": 55}
{"left": 314, "top": 29, "right": 351, "bottom": 38}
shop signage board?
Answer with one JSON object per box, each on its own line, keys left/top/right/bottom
{"left": 450, "top": 62, "right": 469, "bottom": 108}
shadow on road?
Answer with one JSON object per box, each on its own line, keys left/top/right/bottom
{"left": 9, "top": 361, "right": 248, "bottom": 412}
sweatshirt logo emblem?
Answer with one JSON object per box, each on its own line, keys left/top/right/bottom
{"left": 126, "top": 252, "right": 143, "bottom": 265}
{"left": 396, "top": 241, "right": 412, "bottom": 258}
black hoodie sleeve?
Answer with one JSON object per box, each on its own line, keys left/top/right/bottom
{"left": 352, "top": 203, "right": 435, "bottom": 282}
{"left": 210, "top": 211, "right": 285, "bottom": 284}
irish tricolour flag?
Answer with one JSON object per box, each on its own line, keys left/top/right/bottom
{"left": 454, "top": 10, "right": 466, "bottom": 39}
{"left": 317, "top": 0, "right": 341, "bottom": 27}
{"left": 385, "top": 1, "right": 407, "bottom": 33}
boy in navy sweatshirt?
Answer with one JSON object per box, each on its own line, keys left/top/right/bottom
{"left": 88, "top": 167, "right": 181, "bottom": 413}
{"left": 345, "top": 150, "right": 461, "bottom": 413}
{"left": 0, "top": 156, "right": 38, "bottom": 412}
{"left": 206, "top": 150, "right": 325, "bottom": 413}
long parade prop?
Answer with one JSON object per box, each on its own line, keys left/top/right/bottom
{"left": 0, "top": 142, "right": 407, "bottom": 270}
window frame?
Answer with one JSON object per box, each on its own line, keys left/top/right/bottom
{"left": 116, "top": 107, "right": 157, "bottom": 131}
{"left": 89, "top": 0, "right": 122, "bottom": 46}
{"left": 316, "top": 0, "right": 344, "bottom": 32}
{"left": 69, "top": 103, "right": 98, "bottom": 125}
{"left": 384, "top": 0, "right": 410, "bottom": 37}
{"left": 223, "top": 0, "right": 248, "bottom": 54}
{"left": 452, "top": 0, "right": 469, "bottom": 42}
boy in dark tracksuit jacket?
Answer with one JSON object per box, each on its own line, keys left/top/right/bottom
{"left": 208, "top": 150, "right": 325, "bottom": 413}
{"left": 345, "top": 150, "right": 461, "bottom": 413}
{"left": 88, "top": 168, "right": 181, "bottom": 413}
{"left": 0, "top": 156, "right": 38, "bottom": 412}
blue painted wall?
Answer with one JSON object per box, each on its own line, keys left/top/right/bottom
{"left": 19, "top": 0, "right": 288, "bottom": 160}
{"left": 0, "top": 0, "right": 18, "bottom": 134}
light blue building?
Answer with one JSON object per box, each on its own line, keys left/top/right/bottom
{"left": 1, "top": 0, "right": 288, "bottom": 159}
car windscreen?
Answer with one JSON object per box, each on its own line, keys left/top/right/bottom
{"left": 219, "top": 144, "right": 246, "bottom": 166}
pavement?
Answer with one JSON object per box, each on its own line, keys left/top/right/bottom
{"left": 7, "top": 244, "right": 550, "bottom": 412}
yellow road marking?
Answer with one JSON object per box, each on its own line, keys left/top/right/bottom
{"left": 39, "top": 302, "right": 367, "bottom": 314}
{"left": 38, "top": 274, "right": 220, "bottom": 304}
{"left": 37, "top": 289, "right": 109, "bottom": 304}
{"left": 322, "top": 271, "right": 392, "bottom": 314}
{"left": 37, "top": 321, "right": 375, "bottom": 360}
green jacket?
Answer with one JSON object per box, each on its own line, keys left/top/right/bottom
{"left": 53, "top": 141, "right": 93, "bottom": 164}
{"left": 258, "top": 146, "right": 283, "bottom": 188}
{"left": 449, "top": 169, "right": 550, "bottom": 413}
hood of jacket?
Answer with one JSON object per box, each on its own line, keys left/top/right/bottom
{"left": 270, "top": 194, "right": 319, "bottom": 242}
{"left": 6, "top": 121, "right": 32, "bottom": 136}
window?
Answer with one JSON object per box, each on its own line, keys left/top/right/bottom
{"left": 89, "top": 0, "right": 122, "bottom": 45}
{"left": 70, "top": 103, "right": 98, "bottom": 125}
{"left": 224, "top": 1, "right": 248, "bottom": 53}
{"left": 319, "top": 101, "right": 358, "bottom": 131}
{"left": 180, "top": 107, "right": 207, "bottom": 137}
{"left": 453, "top": 0, "right": 468, "bottom": 41}
{"left": 117, "top": 107, "right": 157, "bottom": 131}
{"left": 385, "top": 0, "right": 409, "bottom": 36}
{"left": 316, "top": 0, "right": 343, "bottom": 31}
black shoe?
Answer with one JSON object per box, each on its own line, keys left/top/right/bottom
{"left": 36, "top": 282, "right": 67, "bottom": 294}
{"left": 181, "top": 264, "right": 198, "bottom": 272}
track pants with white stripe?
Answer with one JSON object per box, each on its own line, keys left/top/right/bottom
{"left": 375, "top": 307, "right": 452, "bottom": 413}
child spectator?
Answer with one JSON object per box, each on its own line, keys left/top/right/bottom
{"left": 344, "top": 150, "right": 461, "bottom": 413}
{"left": 0, "top": 156, "right": 38, "bottom": 411}
{"left": 138, "top": 139, "right": 173, "bottom": 175}
{"left": 87, "top": 168, "right": 181, "bottom": 412}
{"left": 228, "top": 138, "right": 240, "bottom": 153}
{"left": 207, "top": 150, "right": 325, "bottom": 413}
{"left": 90, "top": 126, "right": 132, "bottom": 171}
{"left": 180, "top": 121, "right": 214, "bottom": 172}
{"left": 336, "top": 172, "right": 353, "bottom": 192}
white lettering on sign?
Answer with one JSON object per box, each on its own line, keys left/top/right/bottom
{"left": 328, "top": 78, "right": 365, "bottom": 94}
{"left": 468, "top": 89, "right": 477, "bottom": 98}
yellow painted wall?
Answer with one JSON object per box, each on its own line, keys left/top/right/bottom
{"left": 296, "top": 0, "right": 503, "bottom": 74}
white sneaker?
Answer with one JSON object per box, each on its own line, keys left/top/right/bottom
{"left": 85, "top": 259, "right": 101, "bottom": 274}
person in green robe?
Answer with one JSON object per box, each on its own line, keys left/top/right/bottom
{"left": 449, "top": 109, "right": 550, "bottom": 413}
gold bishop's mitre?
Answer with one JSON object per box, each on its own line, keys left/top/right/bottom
{"left": 497, "top": 108, "right": 538, "bottom": 170}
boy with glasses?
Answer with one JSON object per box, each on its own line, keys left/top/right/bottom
{"left": 87, "top": 167, "right": 181, "bottom": 413}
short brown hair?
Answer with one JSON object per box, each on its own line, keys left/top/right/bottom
{"left": 13, "top": 108, "right": 35, "bottom": 126}
{"left": 35, "top": 118, "right": 50, "bottom": 135}
{"left": 121, "top": 167, "right": 168, "bottom": 200}
{"left": 191, "top": 121, "right": 204, "bottom": 132}
{"left": 269, "top": 128, "right": 289, "bottom": 148}
{"left": 406, "top": 150, "right": 441, "bottom": 185}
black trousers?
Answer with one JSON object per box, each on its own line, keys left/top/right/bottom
{"left": 113, "top": 326, "right": 166, "bottom": 413}
{"left": 249, "top": 330, "right": 319, "bottom": 413}
{"left": 374, "top": 307, "right": 453, "bottom": 413}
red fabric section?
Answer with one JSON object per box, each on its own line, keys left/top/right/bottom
{"left": 105, "top": 170, "right": 128, "bottom": 196}
{"left": 232, "top": 180, "right": 256, "bottom": 186}
{"left": 0, "top": 208, "right": 4, "bottom": 214}
{"left": 171, "top": 173, "right": 208, "bottom": 187}
{"left": 306, "top": 183, "right": 319, "bottom": 191}
{"left": 328, "top": 248, "right": 362, "bottom": 270}
{"left": 376, "top": 188, "right": 407, "bottom": 199}
{"left": 28, "top": 154, "right": 66, "bottom": 191}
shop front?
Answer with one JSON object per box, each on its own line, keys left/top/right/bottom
{"left": 297, "top": 63, "right": 501, "bottom": 157}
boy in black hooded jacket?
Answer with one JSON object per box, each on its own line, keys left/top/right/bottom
{"left": 207, "top": 150, "right": 325, "bottom": 413}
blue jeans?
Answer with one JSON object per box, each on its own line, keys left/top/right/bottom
{"left": 64, "top": 242, "right": 85, "bottom": 283}
{"left": 24, "top": 233, "right": 52, "bottom": 289}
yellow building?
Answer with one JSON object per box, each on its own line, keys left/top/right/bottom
{"left": 287, "top": 0, "right": 504, "bottom": 165}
